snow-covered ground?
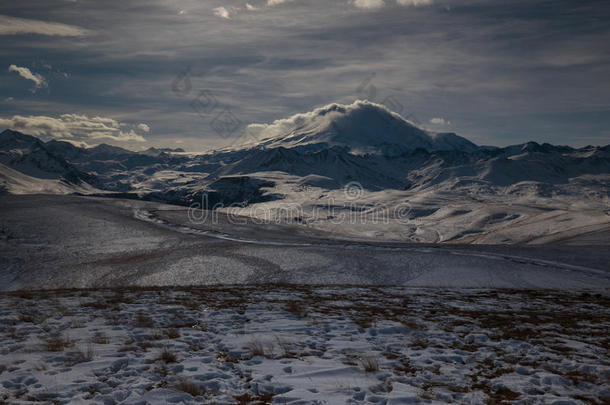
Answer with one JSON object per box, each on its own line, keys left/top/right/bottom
{"left": 0, "top": 286, "right": 608, "bottom": 404}
{"left": 0, "top": 163, "right": 99, "bottom": 196}
{"left": 1, "top": 195, "right": 609, "bottom": 291}
{"left": 212, "top": 171, "right": 610, "bottom": 245}
{"left": 1, "top": 194, "right": 608, "bottom": 403}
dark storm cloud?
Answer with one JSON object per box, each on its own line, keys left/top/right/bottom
{"left": 1, "top": 0, "right": 609, "bottom": 150}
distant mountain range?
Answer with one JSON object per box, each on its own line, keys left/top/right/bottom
{"left": 1, "top": 101, "right": 609, "bottom": 243}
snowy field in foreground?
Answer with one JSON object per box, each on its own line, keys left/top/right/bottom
{"left": 0, "top": 286, "right": 608, "bottom": 404}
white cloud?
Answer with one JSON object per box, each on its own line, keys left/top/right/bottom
{"left": 212, "top": 3, "right": 261, "bottom": 19}
{"left": 54, "top": 139, "right": 94, "bottom": 148}
{"left": 8, "top": 64, "right": 47, "bottom": 90}
{"left": 351, "top": 0, "right": 432, "bottom": 9}
{"left": 213, "top": 7, "right": 231, "bottom": 19}
{"left": 353, "top": 0, "right": 385, "bottom": 9}
{"left": 0, "top": 15, "right": 88, "bottom": 36}
{"left": 242, "top": 100, "right": 404, "bottom": 144}
{"left": 0, "top": 114, "right": 148, "bottom": 143}
{"left": 89, "top": 129, "right": 146, "bottom": 142}
{"left": 429, "top": 117, "right": 450, "bottom": 125}
{"left": 267, "top": 0, "right": 294, "bottom": 6}
{"left": 396, "top": 0, "right": 433, "bottom": 5}
{"left": 137, "top": 123, "right": 150, "bottom": 133}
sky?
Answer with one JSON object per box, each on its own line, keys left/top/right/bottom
{"left": 1, "top": 0, "right": 610, "bottom": 151}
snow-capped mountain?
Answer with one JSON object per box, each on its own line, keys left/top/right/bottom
{"left": 0, "top": 129, "right": 96, "bottom": 194}
{"left": 1, "top": 101, "right": 608, "bottom": 244}
{"left": 238, "top": 100, "right": 478, "bottom": 155}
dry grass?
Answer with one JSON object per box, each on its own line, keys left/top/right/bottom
{"left": 444, "top": 384, "right": 470, "bottom": 393}
{"left": 13, "top": 291, "right": 34, "bottom": 300}
{"left": 275, "top": 336, "right": 298, "bottom": 358}
{"left": 216, "top": 351, "right": 240, "bottom": 363}
{"left": 137, "top": 340, "right": 155, "bottom": 351}
{"left": 44, "top": 335, "right": 74, "bottom": 352}
{"left": 149, "top": 330, "right": 165, "bottom": 341}
{"left": 233, "top": 391, "right": 275, "bottom": 405}
{"left": 371, "top": 380, "right": 393, "bottom": 394}
{"left": 247, "top": 339, "right": 266, "bottom": 357}
{"left": 353, "top": 313, "right": 375, "bottom": 329}
{"left": 359, "top": 355, "right": 380, "bottom": 373}
{"left": 80, "top": 300, "right": 109, "bottom": 310}
{"left": 394, "top": 358, "right": 417, "bottom": 376}
{"left": 174, "top": 296, "right": 201, "bottom": 311}
{"left": 136, "top": 312, "right": 155, "bottom": 328}
{"left": 71, "top": 319, "right": 84, "bottom": 328}
{"left": 65, "top": 345, "right": 94, "bottom": 365}
{"left": 154, "top": 363, "right": 169, "bottom": 377}
{"left": 175, "top": 376, "right": 205, "bottom": 397}
{"left": 104, "top": 312, "right": 121, "bottom": 326}
{"left": 5, "top": 328, "right": 21, "bottom": 340}
{"left": 156, "top": 347, "right": 178, "bottom": 363}
{"left": 418, "top": 387, "right": 435, "bottom": 401}
{"left": 411, "top": 337, "right": 429, "bottom": 349}
{"left": 17, "top": 312, "right": 35, "bottom": 323}
{"left": 118, "top": 345, "right": 139, "bottom": 352}
{"left": 284, "top": 300, "right": 307, "bottom": 318}
{"left": 105, "top": 292, "right": 135, "bottom": 305}
{"left": 55, "top": 305, "right": 74, "bottom": 316}
{"left": 485, "top": 386, "right": 521, "bottom": 404}
{"left": 165, "top": 328, "right": 180, "bottom": 339}
{"left": 90, "top": 333, "right": 110, "bottom": 344}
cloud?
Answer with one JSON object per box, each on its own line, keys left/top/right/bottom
{"left": 429, "top": 117, "right": 450, "bottom": 125}
{"left": 396, "top": 0, "right": 433, "bottom": 5}
{"left": 213, "top": 3, "right": 261, "bottom": 19}
{"left": 1, "top": 0, "right": 608, "bottom": 149}
{"left": 241, "top": 100, "right": 404, "bottom": 144}
{"left": 263, "top": 0, "right": 428, "bottom": 12}
{"left": 351, "top": 0, "right": 431, "bottom": 9}
{"left": 8, "top": 65, "right": 47, "bottom": 90}
{"left": 0, "top": 15, "right": 88, "bottom": 36}
{"left": 89, "top": 129, "right": 146, "bottom": 142}
{"left": 353, "top": 0, "right": 385, "bottom": 9}
{"left": 0, "top": 114, "right": 148, "bottom": 143}
{"left": 267, "top": 0, "right": 294, "bottom": 6}
{"left": 213, "top": 7, "right": 231, "bottom": 19}
{"left": 54, "top": 138, "right": 94, "bottom": 148}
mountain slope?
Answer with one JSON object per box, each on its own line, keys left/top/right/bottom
{"left": 239, "top": 100, "right": 478, "bottom": 155}
{"left": 0, "top": 163, "right": 98, "bottom": 195}
{"left": 0, "top": 129, "right": 96, "bottom": 187}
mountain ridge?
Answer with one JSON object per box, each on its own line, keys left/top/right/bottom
{"left": 1, "top": 100, "right": 609, "bottom": 244}
{"left": 1, "top": 111, "right": 609, "bottom": 198}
